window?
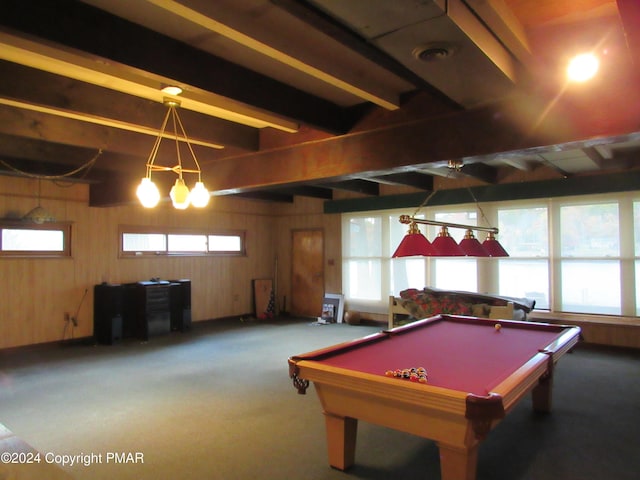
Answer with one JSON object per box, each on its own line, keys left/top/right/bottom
{"left": 209, "top": 234, "right": 242, "bottom": 252}
{"left": 0, "top": 222, "right": 72, "bottom": 258}
{"left": 120, "top": 226, "right": 245, "bottom": 257}
{"left": 343, "top": 216, "right": 384, "bottom": 301}
{"left": 389, "top": 213, "right": 426, "bottom": 294}
{"left": 432, "top": 211, "right": 478, "bottom": 291}
{"left": 559, "top": 203, "right": 620, "bottom": 314}
{"left": 342, "top": 192, "right": 640, "bottom": 317}
{"left": 497, "top": 206, "right": 549, "bottom": 309}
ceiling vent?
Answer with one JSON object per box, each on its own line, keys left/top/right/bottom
{"left": 309, "top": 0, "right": 531, "bottom": 107}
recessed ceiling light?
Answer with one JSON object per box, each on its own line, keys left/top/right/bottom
{"left": 567, "top": 53, "right": 599, "bottom": 82}
{"left": 161, "top": 85, "right": 183, "bottom": 96}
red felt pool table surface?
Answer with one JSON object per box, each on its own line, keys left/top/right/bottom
{"left": 316, "top": 316, "right": 568, "bottom": 396}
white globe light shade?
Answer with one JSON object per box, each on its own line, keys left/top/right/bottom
{"left": 189, "top": 181, "right": 210, "bottom": 208}
{"left": 170, "top": 178, "right": 191, "bottom": 209}
{"left": 137, "top": 177, "right": 161, "bottom": 208}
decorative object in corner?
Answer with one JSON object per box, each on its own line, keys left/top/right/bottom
{"left": 23, "top": 179, "right": 55, "bottom": 224}
{"left": 322, "top": 293, "right": 345, "bottom": 323}
{"left": 321, "top": 303, "right": 335, "bottom": 323}
{"left": 253, "top": 278, "right": 276, "bottom": 320}
{"left": 0, "top": 150, "right": 102, "bottom": 224}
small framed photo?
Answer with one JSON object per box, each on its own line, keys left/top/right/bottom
{"left": 322, "top": 293, "right": 344, "bottom": 323}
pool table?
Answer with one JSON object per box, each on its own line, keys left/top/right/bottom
{"left": 288, "top": 314, "right": 581, "bottom": 480}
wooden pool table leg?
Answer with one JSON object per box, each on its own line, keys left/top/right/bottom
{"left": 323, "top": 412, "right": 358, "bottom": 470}
{"left": 437, "top": 442, "right": 478, "bottom": 480}
{"left": 531, "top": 373, "right": 553, "bottom": 413}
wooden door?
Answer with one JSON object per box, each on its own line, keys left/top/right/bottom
{"left": 291, "top": 229, "right": 324, "bottom": 318}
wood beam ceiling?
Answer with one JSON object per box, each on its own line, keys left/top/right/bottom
{"left": 0, "top": 0, "right": 361, "bottom": 134}
{"left": 0, "top": 61, "right": 258, "bottom": 154}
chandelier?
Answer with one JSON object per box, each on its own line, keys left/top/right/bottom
{"left": 136, "top": 97, "right": 209, "bottom": 209}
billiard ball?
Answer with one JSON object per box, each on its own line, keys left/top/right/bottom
{"left": 495, "top": 323, "right": 502, "bottom": 331}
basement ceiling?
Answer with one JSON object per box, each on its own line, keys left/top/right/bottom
{"left": 0, "top": 0, "right": 639, "bottom": 206}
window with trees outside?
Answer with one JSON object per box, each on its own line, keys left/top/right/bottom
{"left": 342, "top": 192, "right": 640, "bottom": 318}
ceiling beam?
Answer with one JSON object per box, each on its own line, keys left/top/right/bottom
{"left": 207, "top": 91, "right": 640, "bottom": 194}
{"left": 266, "top": 185, "right": 333, "bottom": 199}
{"left": 0, "top": 60, "right": 258, "bottom": 151}
{"left": 149, "top": 0, "right": 400, "bottom": 110}
{"left": 0, "top": 134, "right": 104, "bottom": 169}
{"left": 0, "top": 30, "right": 298, "bottom": 133}
{"left": 499, "top": 157, "right": 535, "bottom": 171}
{"left": 607, "top": 145, "right": 640, "bottom": 169}
{"left": 0, "top": 104, "right": 225, "bottom": 166}
{"left": 0, "top": 0, "right": 362, "bottom": 134}
{"left": 324, "top": 171, "right": 640, "bottom": 213}
{"left": 319, "top": 179, "right": 380, "bottom": 196}
{"left": 229, "top": 191, "right": 294, "bottom": 203}
{"left": 369, "top": 171, "right": 434, "bottom": 190}
{"left": 460, "top": 162, "right": 499, "bottom": 183}
{"left": 582, "top": 146, "right": 606, "bottom": 169}
{"left": 271, "top": 0, "right": 450, "bottom": 103}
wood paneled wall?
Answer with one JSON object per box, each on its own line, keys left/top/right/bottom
{"left": 4, "top": 176, "right": 635, "bottom": 350}
{"left": 0, "top": 176, "right": 297, "bottom": 349}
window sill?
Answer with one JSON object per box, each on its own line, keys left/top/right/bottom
{"left": 530, "top": 311, "right": 640, "bottom": 327}
{"left": 531, "top": 311, "right": 640, "bottom": 349}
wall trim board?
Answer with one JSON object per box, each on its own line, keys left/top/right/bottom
{"left": 323, "top": 171, "right": 640, "bottom": 214}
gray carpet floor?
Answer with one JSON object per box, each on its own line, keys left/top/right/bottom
{"left": 1, "top": 318, "right": 639, "bottom": 480}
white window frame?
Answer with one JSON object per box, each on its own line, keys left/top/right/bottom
{"left": 119, "top": 225, "right": 246, "bottom": 257}
{"left": 0, "top": 221, "right": 72, "bottom": 258}
{"left": 342, "top": 191, "right": 640, "bottom": 318}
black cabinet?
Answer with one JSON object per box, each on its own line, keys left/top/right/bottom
{"left": 169, "top": 279, "right": 191, "bottom": 332}
{"left": 94, "top": 279, "right": 190, "bottom": 343}
{"left": 93, "top": 284, "right": 124, "bottom": 345}
{"left": 132, "top": 281, "right": 171, "bottom": 341}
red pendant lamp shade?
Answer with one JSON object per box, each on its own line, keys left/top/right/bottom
{"left": 459, "top": 229, "right": 490, "bottom": 257}
{"left": 392, "top": 222, "right": 438, "bottom": 257}
{"left": 482, "top": 231, "right": 509, "bottom": 257}
{"left": 431, "top": 226, "right": 465, "bottom": 256}
{"left": 392, "top": 215, "right": 509, "bottom": 258}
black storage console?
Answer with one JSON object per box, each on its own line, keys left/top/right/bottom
{"left": 169, "top": 279, "right": 192, "bottom": 332}
{"left": 134, "top": 281, "right": 171, "bottom": 340}
{"left": 94, "top": 279, "right": 191, "bottom": 344}
{"left": 93, "top": 283, "right": 124, "bottom": 345}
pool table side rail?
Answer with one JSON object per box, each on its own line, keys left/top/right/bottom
{"left": 289, "top": 358, "right": 499, "bottom": 448}
{"left": 289, "top": 330, "right": 391, "bottom": 364}
{"left": 288, "top": 345, "right": 562, "bottom": 441}
{"left": 386, "top": 313, "right": 578, "bottom": 336}
{"left": 487, "top": 323, "right": 581, "bottom": 413}
{"left": 289, "top": 359, "right": 471, "bottom": 415}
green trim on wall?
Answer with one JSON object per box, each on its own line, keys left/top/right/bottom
{"left": 324, "top": 171, "right": 640, "bottom": 214}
